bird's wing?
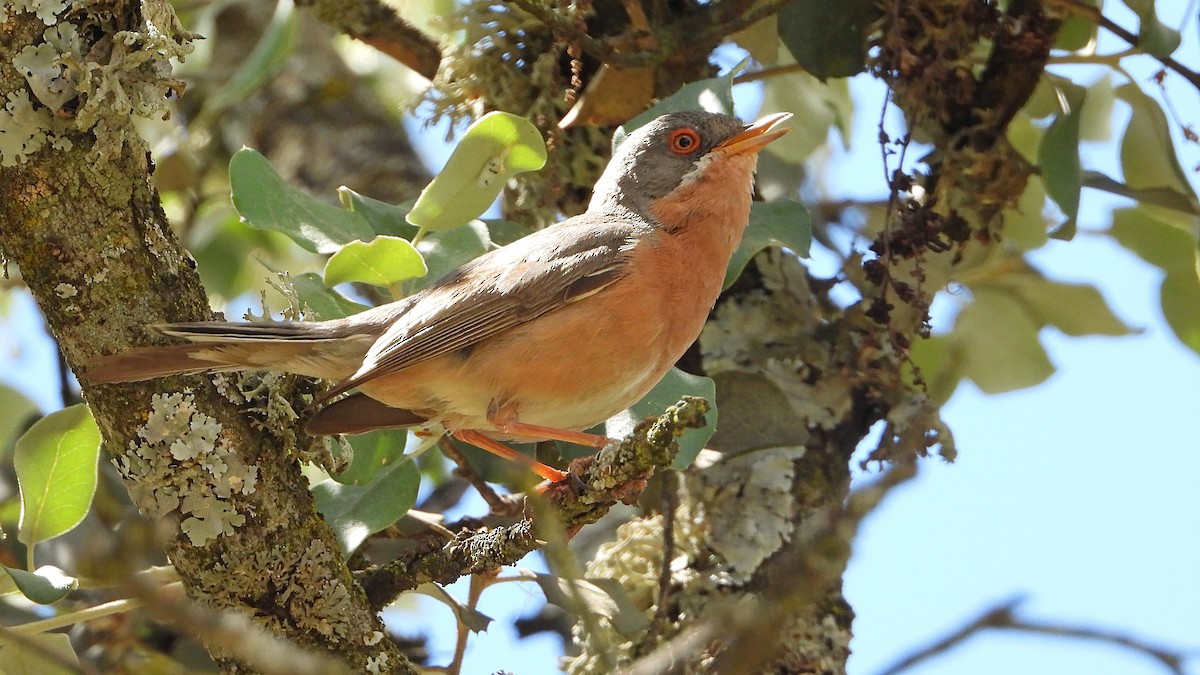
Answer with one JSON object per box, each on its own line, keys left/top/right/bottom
{"left": 316, "top": 215, "right": 647, "bottom": 401}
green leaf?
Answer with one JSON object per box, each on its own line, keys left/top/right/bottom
{"left": 908, "top": 335, "right": 961, "bottom": 406}
{"left": 1079, "top": 74, "right": 1116, "bottom": 142}
{"left": 0, "top": 633, "right": 80, "bottom": 675}
{"left": 954, "top": 288, "right": 1054, "bottom": 393}
{"left": 229, "top": 148, "right": 373, "bottom": 253}
{"left": 0, "top": 384, "right": 38, "bottom": 454}
{"left": 323, "top": 236, "right": 427, "bottom": 289}
{"left": 406, "top": 112, "right": 547, "bottom": 235}
{"left": 312, "top": 453, "right": 420, "bottom": 553}
{"left": 532, "top": 574, "right": 650, "bottom": 636}
{"left": 338, "top": 188, "right": 415, "bottom": 237}
{"left": 334, "top": 429, "right": 410, "bottom": 486}
{"left": 1038, "top": 77, "right": 1086, "bottom": 240}
{"left": 604, "top": 368, "right": 717, "bottom": 470}
{"left": 1000, "top": 276, "right": 1132, "bottom": 336}
{"left": 724, "top": 200, "right": 812, "bottom": 289}
{"left": 340, "top": 187, "right": 494, "bottom": 292}
{"left": 1055, "top": 6, "right": 1098, "bottom": 52}
{"left": 1108, "top": 206, "right": 1197, "bottom": 272}
{"left": 760, "top": 71, "right": 853, "bottom": 161}
{"left": 777, "top": 0, "right": 877, "bottom": 80}
{"left": 1120, "top": 0, "right": 1182, "bottom": 57}
{"left": 2, "top": 565, "right": 77, "bottom": 604}
{"left": 291, "top": 272, "right": 369, "bottom": 319}
{"left": 1161, "top": 270, "right": 1200, "bottom": 355}
{"left": 15, "top": 404, "right": 101, "bottom": 547}
{"left": 613, "top": 72, "right": 736, "bottom": 151}
{"left": 1083, "top": 171, "right": 1199, "bottom": 217}
{"left": 1117, "top": 84, "right": 1198, "bottom": 207}
{"left": 707, "top": 371, "right": 810, "bottom": 454}
{"left": 1002, "top": 174, "right": 1050, "bottom": 251}
{"left": 729, "top": 12, "right": 779, "bottom": 65}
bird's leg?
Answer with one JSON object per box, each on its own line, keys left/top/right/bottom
{"left": 452, "top": 429, "right": 568, "bottom": 483}
{"left": 486, "top": 403, "right": 613, "bottom": 449}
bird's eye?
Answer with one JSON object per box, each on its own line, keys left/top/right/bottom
{"left": 668, "top": 128, "right": 701, "bottom": 155}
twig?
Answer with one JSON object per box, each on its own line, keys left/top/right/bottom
{"left": 437, "top": 437, "right": 522, "bottom": 516}
{"left": 356, "top": 397, "right": 710, "bottom": 610}
{"left": 651, "top": 473, "right": 677, "bottom": 630}
{"left": 733, "top": 63, "right": 807, "bottom": 85}
{"left": 876, "top": 595, "right": 1192, "bottom": 675}
{"left": 294, "top": 0, "right": 442, "bottom": 78}
{"left": 5, "top": 596, "right": 143, "bottom": 637}
{"left": 1048, "top": 0, "right": 1200, "bottom": 92}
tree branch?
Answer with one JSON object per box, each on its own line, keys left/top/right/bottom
{"left": 1048, "top": 0, "right": 1200, "bottom": 92}
{"left": 357, "top": 397, "right": 710, "bottom": 610}
{"left": 294, "top": 0, "right": 442, "bottom": 79}
{"left": 0, "top": 3, "right": 413, "bottom": 672}
{"left": 877, "top": 595, "right": 1192, "bottom": 675}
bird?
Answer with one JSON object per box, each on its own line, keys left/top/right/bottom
{"left": 85, "top": 110, "right": 793, "bottom": 483}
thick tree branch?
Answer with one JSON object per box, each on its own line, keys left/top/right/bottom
{"left": 0, "top": 3, "right": 412, "bottom": 672}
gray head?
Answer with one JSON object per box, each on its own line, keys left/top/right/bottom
{"left": 589, "top": 111, "right": 745, "bottom": 216}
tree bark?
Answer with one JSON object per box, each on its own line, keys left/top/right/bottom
{"left": 0, "top": 2, "right": 413, "bottom": 672}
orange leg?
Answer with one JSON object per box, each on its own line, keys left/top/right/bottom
{"left": 453, "top": 429, "right": 568, "bottom": 483}
{"left": 486, "top": 402, "right": 614, "bottom": 449}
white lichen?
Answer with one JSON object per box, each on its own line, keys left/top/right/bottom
{"left": 1, "top": 0, "right": 197, "bottom": 166}
{"left": 117, "top": 391, "right": 257, "bottom": 547}
{"left": 54, "top": 282, "right": 76, "bottom": 298}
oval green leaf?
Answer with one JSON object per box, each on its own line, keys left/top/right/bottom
{"left": 230, "top": 147, "right": 373, "bottom": 253}
{"left": 1038, "top": 78, "right": 1086, "bottom": 239}
{"left": 1117, "top": 84, "right": 1198, "bottom": 206}
{"left": 406, "top": 112, "right": 547, "bottom": 234}
{"left": 954, "top": 288, "right": 1054, "bottom": 394}
{"left": 724, "top": 200, "right": 812, "bottom": 289}
{"left": 613, "top": 72, "right": 736, "bottom": 151}
{"left": 2, "top": 564, "right": 77, "bottom": 604}
{"left": 15, "top": 404, "right": 101, "bottom": 547}
{"left": 312, "top": 453, "right": 420, "bottom": 553}
{"left": 323, "top": 236, "right": 427, "bottom": 288}
{"left": 1161, "top": 270, "right": 1200, "bottom": 356}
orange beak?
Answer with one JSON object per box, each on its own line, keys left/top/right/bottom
{"left": 715, "top": 112, "right": 793, "bottom": 155}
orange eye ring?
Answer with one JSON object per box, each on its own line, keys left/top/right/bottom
{"left": 668, "top": 128, "right": 701, "bottom": 155}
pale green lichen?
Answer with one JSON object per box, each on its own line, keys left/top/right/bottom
{"left": 117, "top": 391, "right": 258, "bottom": 547}
{"left": 682, "top": 447, "right": 803, "bottom": 583}
{"left": 566, "top": 445, "right": 808, "bottom": 673}
{"left": 1, "top": 0, "right": 197, "bottom": 166}
{"left": 2, "top": 0, "right": 67, "bottom": 26}
{"left": 277, "top": 540, "right": 358, "bottom": 639}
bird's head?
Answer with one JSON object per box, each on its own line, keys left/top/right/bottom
{"left": 589, "top": 110, "right": 792, "bottom": 218}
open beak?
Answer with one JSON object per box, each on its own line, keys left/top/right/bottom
{"left": 715, "top": 112, "right": 793, "bottom": 155}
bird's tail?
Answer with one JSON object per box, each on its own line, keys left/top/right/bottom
{"left": 84, "top": 321, "right": 373, "bottom": 384}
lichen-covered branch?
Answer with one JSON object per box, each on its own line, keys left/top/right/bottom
{"left": 0, "top": 3, "right": 412, "bottom": 672}
{"left": 357, "top": 397, "right": 709, "bottom": 610}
